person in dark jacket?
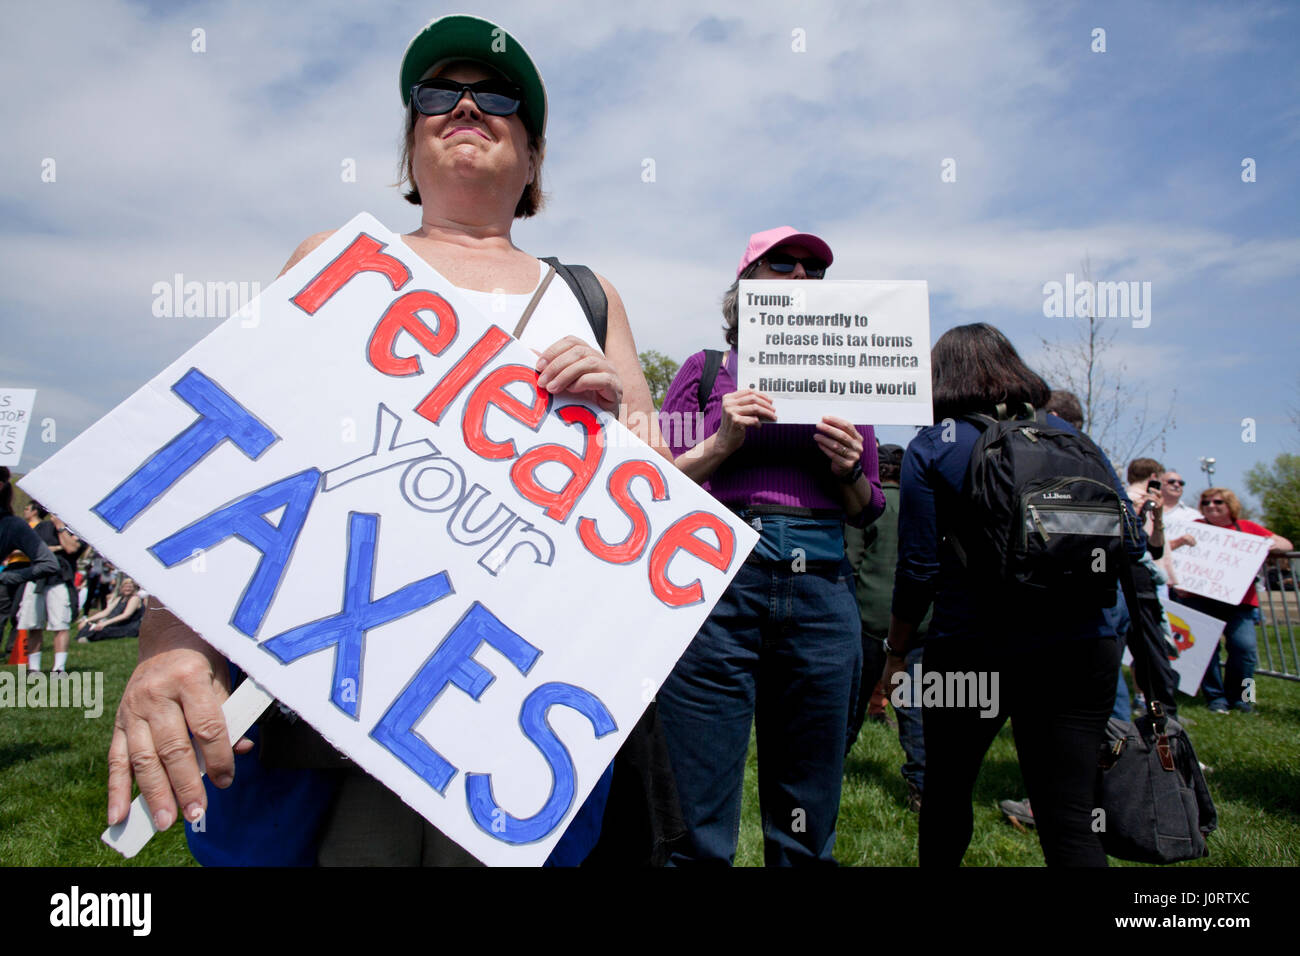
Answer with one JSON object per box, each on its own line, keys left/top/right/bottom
{"left": 882, "top": 324, "right": 1145, "bottom": 866}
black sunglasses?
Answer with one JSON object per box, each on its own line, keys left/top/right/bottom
{"left": 1201, "top": 498, "right": 1226, "bottom": 506}
{"left": 763, "top": 253, "right": 828, "bottom": 278}
{"left": 1166, "top": 478, "right": 1184, "bottom": 485}
{"left": 410, "top": 79, "right": 522, "bottom": 118}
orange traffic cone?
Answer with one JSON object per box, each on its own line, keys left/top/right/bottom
{"left": 7, "top": 629, "right": 28, "bottom": 666}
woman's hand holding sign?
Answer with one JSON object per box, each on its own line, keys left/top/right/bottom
{"left": 107, "top": 599, "right": 252, "bottom": 830}
{"left": 813, "top": 415, "right": 863, "bottom": 477}
{"left": 535, "top": 335, "right": 623, "bottom": 414}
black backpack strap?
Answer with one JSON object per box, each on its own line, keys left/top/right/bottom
{"left": 541, "top": 258, "right": 607, "bottom": 351}
{"left": 698, "top": 349, "right": 724, "bottom": 413}
{"left": 1118, "top": 550, "right": 1180, "bottom": 717}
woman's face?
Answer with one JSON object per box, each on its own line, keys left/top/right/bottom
{"left": 410, "top": 61, "right": 534, "bottom": 208}
{"left": 120, "top": 578, "right": 137, "bottom": 596}
{"left": 1199, "top": 495, "right": 1232, "bottom": 526}
{"left": 752, "top": 243, "right": 825, "bottom": 281}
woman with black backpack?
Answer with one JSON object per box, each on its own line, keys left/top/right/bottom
{"left": 882, "top": 323, "right": 1146, "bottom": 866}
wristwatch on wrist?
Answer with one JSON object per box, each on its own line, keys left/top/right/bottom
{"left": 881, "top": 636, "right": 904, "bottom": 658}
{"left": 839, "top": 461, "right": 863, "bottom": 484}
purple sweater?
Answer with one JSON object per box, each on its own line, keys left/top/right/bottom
{"left": 659, "top": 349, "right": 885, "bottom": 526}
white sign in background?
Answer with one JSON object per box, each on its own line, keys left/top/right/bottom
{"left": 21, "top": 213, "right": 757, "bottom": 866}
{"left": 0, "top": 387, "right": 37, "bottom": 467}
{"left": 1164, "top": 520, "right": 1270, "bottom": 605}
{"left": 737, "top": 280, "right": 933, "bottom": 426}
{"left": 1122, "top": 599, "right": 1224, "bottom": 695}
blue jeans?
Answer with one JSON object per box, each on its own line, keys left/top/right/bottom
{"left": 1102, "top": 590, "right": 1133, "bottom": 720}
{"left": 894, "top": 645, "right": 926, "bottom": 790}
{"left": 658, "top": 558, "right": 861, "bottom": 866}
{"left": 1187, "top": 599, "right": 1259, "bottom": 710}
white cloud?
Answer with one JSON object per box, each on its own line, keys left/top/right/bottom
{"left": 1, "top": 0, "right": 1296, "bottom": 501}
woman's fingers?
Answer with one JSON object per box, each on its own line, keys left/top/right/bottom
{"left": 106, "top": 725, "right": 134, "bottom": 825}
{"left": 178, "top": 674, "right": 237, "bottom": 790}
{"left": 534, "top": 338, "right": 623, "bottom": 411}
{"left": 723, "top": 393, "right": 777, "bottom": 422}
{"left": 536, "top": 339, "right": 602, "bottom": 387}
{"left": 533, "top": 335, "right": 587, "bottom": 372}
{"left": 814, "top": 432, "right": 861, "bottom": 471}
{"left": 543, "top": 355, "right": 613, "bottom": 394}
{"left": 123, "top": 704, "right": 183, "bottom": 831}
{"left": 110, "top": 645, "right": 237, "bottom": 830}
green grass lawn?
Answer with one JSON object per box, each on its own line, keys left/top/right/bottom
{"left": 0, "top": 636, "right": 196, "bottom": 867}
{"left": 2, "top": 634, "right": 1297, "bottom": 867}
{"left": 737, "top": 671, "right": 1300, "bottom": 867}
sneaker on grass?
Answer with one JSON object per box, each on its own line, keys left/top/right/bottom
{"left": 999, "top": 798, "right": 1034, "bottom": 830}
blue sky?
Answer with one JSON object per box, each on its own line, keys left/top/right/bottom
{"left": 2, "top": 0, "right": 1297, "bottom": 506}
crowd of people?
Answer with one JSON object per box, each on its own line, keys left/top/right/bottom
{"left": 7, "top": 15, "right": 1290, "bottom": 868}
{"left": 0, "top": 471, "right": 146, "bottom": 671}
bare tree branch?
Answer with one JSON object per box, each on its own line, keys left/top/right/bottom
{"left": 1038, "top": 256, "right": 1176, "bottom": 466}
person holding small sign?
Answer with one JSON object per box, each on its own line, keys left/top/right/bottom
{"left": 107, "top": 15, "right": 670, "bottom": 866}
{"left": 657, "top": 227, "right": 885, "bottom": 865}
{"left": 1175, "top": 487, "right": 1291, "bottom": 714}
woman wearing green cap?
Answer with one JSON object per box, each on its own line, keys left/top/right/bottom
{"left": 107, "top": 15, "right": 670, "bottom": 867}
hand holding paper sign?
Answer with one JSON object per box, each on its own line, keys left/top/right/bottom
{"left": 813, "top": 415, "right": 864, "bottom": 477}
{"left": 106, "top": 600, "right": 253, "bottom": 831}
{"left": 535, "top": 334, "right": 623, "bottom": 414}
{"left": 23, "top": 213, "right": 756, "bottom": 866}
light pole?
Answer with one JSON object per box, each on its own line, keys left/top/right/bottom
{"left": 1199, "top": 456, "right": 1216, "bottom": 489}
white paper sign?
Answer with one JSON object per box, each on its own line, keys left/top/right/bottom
{"left": 1124, "top": 599, "right": 1224, "bottom": 695}
{"left": 1163, "top": 600, "right": 1225, "bottom": 694}
{"left": 737, "top": 280, "right": 932, "bottom": 425}
{"left": 0, "top": 387, "right": 37, "bottom": 467}
{"left": 20, "top": 212, "right": 757, "bottom": 867}
{"left": 1167, "top": 521, "right": 1270, "bottom": 604}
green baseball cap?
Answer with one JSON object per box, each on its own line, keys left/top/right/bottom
{"left": 399, "top": 14, "right": 548, "bottom": 140}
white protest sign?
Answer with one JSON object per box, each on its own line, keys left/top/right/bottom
{"left": 1121, "top": 599, "right": 1224, "bottom": 695}
{"left": 21, "top": 212, "right": 757, "bottom": 867}
{"left": 0, "top": 388, "right": 37, "bottom": 467}
{"left": 737, "top": 280, "right": 932, "bottom": 425}
{"left": 1164, "top": 510, "right": 1198, "bottom": 545}
{"left": 1167, "top": 521, "right": 1270, "bottom": 604}
{"left": 1164, "top": 600, "right": 1225, "bottom": 694}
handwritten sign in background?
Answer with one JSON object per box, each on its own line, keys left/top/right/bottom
{"left": 0, "top": 387, "right": 37, "bottom": 467}
{"left": 22, "top": 213, "right": 757, "bottom": 866}
{"left": 1163, "top": 518, "right": 1271, "bottom": 605}
{"left": 737, "top": 280, "right": 932, "bottom": 425}
{"left": 1122, "top": 599, "right": 1224, "bottom": 695}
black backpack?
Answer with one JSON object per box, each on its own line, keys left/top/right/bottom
{"left": 948, "top": 404, "right": 1139, "bottom": 605}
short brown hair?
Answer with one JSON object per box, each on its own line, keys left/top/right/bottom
{"left": 1199, "top": 487, "right": 1242, "bottom": 521}
{"left": 1045, "top": 389, "right": 1084, "bottom": 429}
{"left": 1126, "top": 458, "right": 1164, "bottom": 485}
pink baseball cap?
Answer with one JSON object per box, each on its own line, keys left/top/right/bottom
{"left": 736, "top": 226, "right": 834, "bottom": 278}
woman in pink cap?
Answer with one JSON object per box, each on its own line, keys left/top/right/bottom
{"left": 656, "top": 227, "right": 885, "bottom": 865}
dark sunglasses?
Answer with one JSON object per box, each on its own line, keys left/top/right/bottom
{"left": 410, "top": 79, "right": 522, "bottom": 118}
{"left": 763, "top": 253, "right": 828, "bottom": 278}
{"left": 1201, "top": 498, "right": 1226, "bottom": 506}
{"left": 1166, "top": 478, "right": 1185, "bottom": 485}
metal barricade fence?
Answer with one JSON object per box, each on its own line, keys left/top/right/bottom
{"left": 1257, "top": 552, "right": 1300, "bottom": 681}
